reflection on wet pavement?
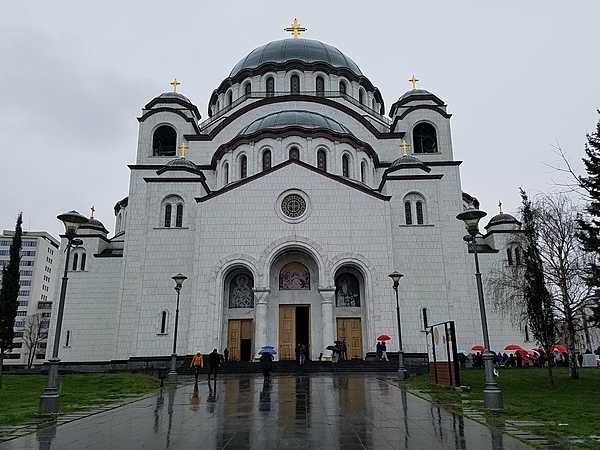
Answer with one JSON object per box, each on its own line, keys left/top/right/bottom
{"left": 0, "top": 373, "right": 531, "bottom": 449}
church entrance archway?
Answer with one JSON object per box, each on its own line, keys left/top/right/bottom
{"left": 334, "top": 265, "right": 366, "bottom": 359}
{"left": 222, "top": 267, "right": 255, "bottom": 362}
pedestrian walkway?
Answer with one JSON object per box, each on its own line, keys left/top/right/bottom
{"left": 0, "top": 373, "right": 531, "bottom": 449}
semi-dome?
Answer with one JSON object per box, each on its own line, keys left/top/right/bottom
{"left": 238, "top": 110, "right": 351, "bottom": 136}
{"left": 230, "top": 38, "right": 363, "bottom": 77}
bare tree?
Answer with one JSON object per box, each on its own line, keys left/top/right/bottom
{"left": 22, "top": 314, "right": 46, "bottom": 369}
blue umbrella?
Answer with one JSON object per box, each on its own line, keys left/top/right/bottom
{"left": 258, "top": 346, "right": 277, "bottom": 355}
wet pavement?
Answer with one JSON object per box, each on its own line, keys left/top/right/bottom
{"left": 0, "top": 373, "right": 532, "bottom": 449}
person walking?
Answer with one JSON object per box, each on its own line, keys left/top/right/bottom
{"left": 190, "top": 352, "right": 204, "bottom": 383}
{"left": 341, "top": 340, "right": 348, "bottom": 361}
{"left": 376, "top": 341, "right": 382, "bottom": 361}
{"left": 297, "top": 343, "right": 306, "bottom": 366}
{"left": 223, "top": 348, "right": 229, "bottom": 364}
{"left": 207, "top": 348, "right": 220, "bottom": 387}
{"left": 260, "top": 351, "right": 274, "bottom": 381}
{"left": 381, "top": 341, "right": 389, "bottom": 361}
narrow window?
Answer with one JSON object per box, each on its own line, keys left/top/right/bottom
{"left": 507, "top": 248, "right": 513, "bottom": 266}
{"left": 515, "top": 247, "right": 522, "bottom": 266}
{"left": 175, "top": 204, "right": 183, "bottom": 228}
{"left": 360, "top": 161, "right": 367, "bottom": 183}
{"left": 262, "top": 149, "right": 272, "bottom": 171}
{"left": 72, "top": 253, "right": 78, "bottom": 271}
{"left": 316, "top": 76, "right": 325, "bottom": 96}
{"left": 342, "top": 154, "right": 350, "bottom": 178}
{"left": 317, "top": 149, "right": 327, "bottom": 171}
{"left": 266, "top": 77, "right": 275, "bottom": 96}
{"left": 244, "top": 82, "right": 251, "bottom": 96}
{"left": 223, "top": 162, "right": 229, "bottom": 185}
{"left": 416, "top": 201, "right": 424, "bottom": 225}
{"left": 289, "top": 147, "right": 300, "bottom": 160}
{"left": 413, "top": 122, "right": 438, "bottom": 153}
{"left": 239, "top": 154, "right": 248, "bottom": 179}
{"left": 339, "top": 81, "right": 347, "bottom": 95}
{"left": 405, "top": 201, "right": 413, "bottom": 225}
{"left": 290, "top": 74, "right": 300, "bottom": 94}
{"left": 359, "top": 89, "right": 365, "bottom": 105}
{"left": 65, "top": 330, "right": 70, "bottom": 347}
{"left": 80, "top": 253, "right": 86, "bottom": 271}
{"left": 226, "top": 91, "right": 232, "bottom": 106}
{"left": 160, "top": 311, "right": 167, "bottom": 334}
{"left": 164, "top": 204, "right": 172, "bottom": 228}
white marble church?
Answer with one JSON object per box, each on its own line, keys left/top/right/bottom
{"left": 48, "top": 22, "right": 526, "bottom": 364}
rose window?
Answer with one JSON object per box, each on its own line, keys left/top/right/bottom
{"left": 281, "top": 194, "right": 306, "bottom": 218}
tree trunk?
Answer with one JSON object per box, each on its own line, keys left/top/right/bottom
{"left": 0, "top": 348, "right": 4, "bottom": 389}
{"left": 566, "top": 312, "right": 579, "bottom": 379}
{"left": 545, "top": 346, "right": 554, "bottom": 387}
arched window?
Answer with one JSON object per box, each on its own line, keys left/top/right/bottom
{"left": 342, "top": 154, "right": 350, "bottom": 178}
{"left": 239, "top": 154, "right": 248, "bottom": 179}
{"left": 279, "top": 262, "right": 310, "bottom": 290}
{"left": 404, "top": 201, "right": 413, "bottom": 225}
{"left": 413, "top": 122, "right": 438, "bottom": 153}
{"left": 266, "top": 77, "right": 275, "bottom": 96}
{"left": 164, "top": 204, "right": 172, "bottom": 227}
{"left": 223, "top": 162, "right": 229, "bottom": 185}
{"left": 160, "top": 310, "right": 168, "bottom": 334}
{"left": 515, "top": 247, "right": 522, "bottom": 266}
{"left": 335, "top": 272, "right": 360, "bottom": 307}
{"left": 290, "top": 74, "right": 300, "bottom": 94}
{"left": 80, "top": 253, "right": 86, "bottom": 271}
{"left": 289, "top": 147, "right": 300, "bottom": 160}
{"left": 72, "top": 253, "right": 79, "bottom": 271}
{"left": 317, "top": 149, "right": 327, "bottom": 172}
{"left": 507, "top": 248, "right": 514, "bottom": 266}
{"left": 262, "top": 149, "right": 272, "bottom": 171}
{"left": 316, "top": 76, "right": 325, "bottom": 96}
{"left": 360, "top": 161, "right": 367, "bottom": 183}
{"left": 228, "top": 272, "right": 254, "bottom": 308}
{"left": 226, "top": 91, "right": 233, "bottom": 106}
{"left": 416, "top": 201, "right": 424, "bottom": 225}
{"left": 175, "top": 204, "right": 183, "bottom": 228}
{"left": 339, "top": 80, "right": 347, "bottom": 95}
{"left": 152, "top": 126, "right": 176, "bottom": 156}
{"left": 359, "top": 89, "right": 365, "bottom": 105}
{"left": 244, "top": 82, "right": 251, "bottom": 96}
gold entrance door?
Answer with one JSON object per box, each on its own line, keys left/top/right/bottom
{"left": 278, "top": 305, "right": 296, "bottom": 360}
{"left": 336, "top": 318, "right": 363, "bottom": 359}
{"left": 227, "top": 319, "right": 253, "bottom": 361}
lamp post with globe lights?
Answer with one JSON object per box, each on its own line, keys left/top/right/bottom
{"left": 167, "top": 273, "right": 187, "bottom": 384}
{"left": 40, "top": 210, "right": 88, "bottom": 414}
{"left": 388, "top": 271, "right": 408, "bottom": 379}
{"left": 456, "top": 208, "right": 503, "bottom": 411}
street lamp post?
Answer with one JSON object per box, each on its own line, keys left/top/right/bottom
{"left": 40, "top": 210, "right": 87, "bottom": 414}
{"left": 167, "top": 273, "right": 187, "bottom": 384}
{"left": 388, "top": 271, "right": 408, "bottom": 380}
{"left": 456, "top": 208, "right": 503, "bottom": 411}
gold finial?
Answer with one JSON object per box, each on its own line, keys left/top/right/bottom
{"left": 409, "top": 74, "right": 419, "bottom": 90}
{"left": 178, "top": 142, "right": 189, "bottom": 159}
{"left": 498, "top": 201, "right": 503, "bottom": 214}
{"left": 90, "top": 206, "right": 95, "bottom": 219}
{"left": 285, "top": 18, "right": 307, "bottom": 39}
{"left": 400, "top": 139, "right": 410, "bottom": 157}
{"left": 170, "top": 78, "right": 181, "bottom": 93}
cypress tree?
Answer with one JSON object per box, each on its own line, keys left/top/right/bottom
{"left": 0, "top": 213, "right": 23, "bottom": 387}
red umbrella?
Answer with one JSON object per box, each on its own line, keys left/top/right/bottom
{"left": 553, "top": 344, "right": 567, "bottom": 353}
{"left": 377, "top": 335, "right": 392, "bottom": 341}
{"left": 504, "top": 344, "right": 525, "bottom": 351}
{"left": 471, "top": 345, "right": 485, "bottom": 352}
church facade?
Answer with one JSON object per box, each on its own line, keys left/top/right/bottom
{"left": 47, "top": 30, "right": 525, "bottom": 363}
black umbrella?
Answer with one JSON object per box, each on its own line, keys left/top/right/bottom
{"left": 326, "top": 345, "right": 340, "bottom": 352}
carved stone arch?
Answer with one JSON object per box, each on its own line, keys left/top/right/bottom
{"left": 285, "top": 141, "right": 304, "bottom": 161}
{"left": 210, "top": 254, "right": 260, "bottom": 286}
{"left": 328, "top": 253, "right": 375, "bottom": 288}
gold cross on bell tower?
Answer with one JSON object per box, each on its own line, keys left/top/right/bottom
{"left": 400, "top": 139, "right": 410, "bottom": 157}
{"left": 498, "top": 200, "right": 503, "bottom": 214}
{"left": 285, "top": 18, "right": 307, "bottom": 39}
{"left": 409, "top": 75, "right": 419, "bottom": 90}
{"left": 90, "top": 206, "right": 96, "bottom": 219}
{"left": 170, "top": 78, "right": 181, "bottom": 93}
{"left": 178, "top": 142, "right": 189, "bottom": 159}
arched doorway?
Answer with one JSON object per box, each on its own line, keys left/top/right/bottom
{"left": 334, "top": 266, "right": 366, "bottom": 359}
{"left": 223, "top": 267, "right": 255, "bottom": 362}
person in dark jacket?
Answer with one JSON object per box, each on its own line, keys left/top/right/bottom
{"left": 207, "top": 349, "right": 220, "bottom": 385}
{"left": 259, "top": 351, "right": 274, "bottom": 381}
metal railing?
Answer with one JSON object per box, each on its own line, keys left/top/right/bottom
{"left": 200, "top": 91, "right": 390, "bottom": 130}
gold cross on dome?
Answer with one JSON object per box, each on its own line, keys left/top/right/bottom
{"left": 409, "top": 74, "right": 419, "bottom": 90}
{"left": 170, "top": 78, "right": 181, "bottom": 93}
{"left": 285, "top": 18, "right": 307, "bottom": 39}
{"left": 400, "top": 139, "right": 410, "bottom": 156}
{"left": 178, "top": 142, "right": 189, "bottom": 159}
{"left": 90, "top": 206, "right": 95, "bottom": 219}
{"left": 498, "top": 200, "right": 503, "bottom": 214}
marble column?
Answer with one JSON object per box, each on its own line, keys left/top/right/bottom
{"left": 319, "top": 287, "right": 336, "bottom": 360}
{"left": 253, "top": 288, "right": 270, "bottom": 357}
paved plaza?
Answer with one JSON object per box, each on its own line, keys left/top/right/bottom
{"left": 0, "top": 373, "right": 531, "bottom": 449}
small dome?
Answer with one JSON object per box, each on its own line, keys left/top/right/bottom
{"left": 485, "top": 213, "right": 520, "bottom": 229}
{"left": 398, "top": 89, "right": 434, "bottom": 101}
{"left": 165, "top": 158, "right": 198, "bottom": 170}
{"left": 389, "top": 88, "right": 445, "bottom": 118}
{"left": 238, "top": 110, "right": 351, "bottom": 136}
{"left": 389, "top": 154, "right": 429, "bottom": 172}
{"left": 230, "top": 38, "right": 363, "bottom": 77}
{"left": 158, "top": 91, "right": 192, "bottom": 103}
{"left": 79, "top": 218, "right": 108, "bottom": 234}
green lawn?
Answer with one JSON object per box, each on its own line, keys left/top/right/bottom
{"left": 0, "top": 372, "right": 159, "bottom": 427}
{"left": 407, "top": 368, "right": 600, "bottom": 450}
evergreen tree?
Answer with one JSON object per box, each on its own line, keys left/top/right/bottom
{"left": 0, "top": 213, "right": 23, "bottom": 388}
{"left": 520, "top": 190, "right": 557, "bottom": 385}
{"left": 578, "top": 112, "right": 600, "bottom": 325}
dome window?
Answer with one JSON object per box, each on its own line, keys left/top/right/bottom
{"left": 152, "top": 125, "right": 176, "bottom": 157}
{"left": 316, "top": 76, "right": 325, "bottom": 96}
{"left": 289, "top": 147, "right": 300, "bottom": 161}
{"left": 317, "top": 149, "right": 327, "bottom": 172}
{"left": 239, "top": 154, "right": 248, "bottom": 179}
{"left": 290, "top": 75, "right": 300, "bottom": 94}
{"left": 359, "top": 89, "right": 365, "bottom": 105}
{"left": 223, "top": 162, "right": 229, "bottom": 185}
{"left": 339, "top": 81, "right": 347, "bottom": 95}
{"left": 262, "top": 149, "right": 272, "bottom": 171}
{"left": 342, "top": 154, "right": 350, "bottom": 178}
{"left": 360, "top": 161, "right": 367, "bottom": 183}
{"left": 226, "top": 91, "right": 233, "bottom": 106}
{"left": 413, "top": 122, "right": 438, "bottom": 153}
{"left": 266, "top": 77, "right": 275, "bottom": 97}
{"left": 244, "top": 82, "right": 252, "bottom": 96}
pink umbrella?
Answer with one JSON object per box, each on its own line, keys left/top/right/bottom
{"left": 471, "top": 345, "right": 485, "bottom": 352}
{"left": 504, "top": 344, "right": 526, "bottom": 351}
{"left": 553, "top": 344, "right": 567, "bottom": 353}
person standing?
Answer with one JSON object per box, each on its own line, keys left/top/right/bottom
{"left": 376, "top": 341, "right": 382, "bottom": 361}
{"left": 297, "top": 343, "right": 306, "bottom": 366}
{"left": 341, "top": 340, "right": 348, "bottom": 361}
{"left": 381, "top": 341, "right": 389, "bottom": 361}
{"left": 260, "top": 351, "right": 274, "bottom": 381}
{"left": 190, "top": 352, "right": 204, "bottom": 383}
{"left": 207, "top": 348, "right": 220, "bottom": 386}
{"left": 223, "top": 348, "right": 229, "bottom": 364}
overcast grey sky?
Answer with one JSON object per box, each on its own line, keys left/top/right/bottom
{"left": 1, "top": 1, "right": 598, "bottom": 237}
